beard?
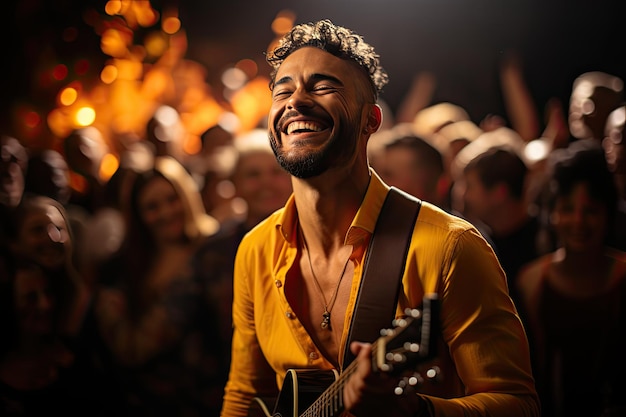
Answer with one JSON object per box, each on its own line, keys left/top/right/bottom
{"left": 269, "top": 117, "right": 361, "bottom": 179}
{"left": 269, "top": 130, "right": 331, "bottom": 179}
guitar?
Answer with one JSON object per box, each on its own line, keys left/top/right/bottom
{"left": 249, "top": 294, "right": 440, "bottom": 417}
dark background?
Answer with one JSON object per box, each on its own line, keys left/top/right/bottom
{"left": 2, "top": 0, "right": 624, "bottom": 137}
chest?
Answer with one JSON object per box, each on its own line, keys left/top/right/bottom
{"left": 284, "top": 251, "right": 355, "bottom": 368}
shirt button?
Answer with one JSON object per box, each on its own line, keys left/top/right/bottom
{"left": 309, "top": 352, "right": 318, "bottom": 360}
{"left": 275, "top": 280, "right": 282, "bottom": 288}
{"left": 285, "top": 311, "right": 294, "bottom": 319}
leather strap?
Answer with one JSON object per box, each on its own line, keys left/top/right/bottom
{"left": 342, "top": 187, "right": 422, "bottom": 368}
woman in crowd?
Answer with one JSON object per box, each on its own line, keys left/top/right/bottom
{"left": 95, "top": 155, "right": 227, "bottom": 417}
{"left": 0, "top": 195, "right": 123, "bottom": 416}
{"left": 516, "top": 139, "right": 626, "bottom": 417}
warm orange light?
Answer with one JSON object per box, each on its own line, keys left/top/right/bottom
{"left": 235, "top": 59, "right": 258, "bottom": 79}
{"left": 99, "top": 153, "right": 119, "bottom": 181}
{"left": 162, "top": 16, "right": 181, "bottom": 34}
{"left": 271, "top": 10, "right": 296, "bottom": 35}
{"left": 101, "top": 64, "right": 118, "bottom": 84}
{"left": 145, "top": 31, "right": 168, "bottom": 57}
{"left": 183, "top": 133, "right": 201, "bottom": 155}
{"left": 105, "top": 0, "right": 122, "bottom": 16}
{"left": 59, "top": 87, "right": 78, "bottom": 106}
{"left": 114, "top": 58, "right": 142, "bottom": 80}
{"left": 135, "top": 1, "right": 159, "bottom": 27}
{"left": 75, "top": 107, "right": 97, "bottom": 126}
{"left": 47, "top": 108, "right": 72, "bottom": 138}
{"left": 101, "top": 28, "right": 130, "bottom": 58}
{"left": 230, "top": 76, "right": 272, "bottom": 132}
{"left": 181, "top": 98, "right": 224, "bottom": 135}
{"left": 69, "top": 171, "right": 87, "bottom": 193}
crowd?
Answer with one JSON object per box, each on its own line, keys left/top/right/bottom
{"left": 1, "top": 20, "right": 625, "bottom": 417}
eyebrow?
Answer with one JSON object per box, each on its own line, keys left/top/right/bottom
{"left": 274, "top": 73, "right": 344, "bottom": 88}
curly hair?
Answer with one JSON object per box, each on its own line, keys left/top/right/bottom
{"left": 266, "top": 19, "right": 389, "bottom": 100}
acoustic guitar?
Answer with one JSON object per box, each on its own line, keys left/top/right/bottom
{"left": 249, "top": 294, "right": 440, "bottom": 417}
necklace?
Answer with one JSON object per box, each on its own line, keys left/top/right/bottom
{"left": 300, "top": 229, "right": 351, "bottom": 330}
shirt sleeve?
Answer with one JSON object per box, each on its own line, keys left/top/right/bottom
{"left": 418, "top": 224, "right": 540, "bottom": 416}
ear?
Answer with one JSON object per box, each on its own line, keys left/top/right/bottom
{"left": 364, "top": 104, "right": 383, "bottom": 135}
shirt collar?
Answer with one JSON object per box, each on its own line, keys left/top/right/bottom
{"left": 276, "top": 168, "right": 390, "bottom": 247}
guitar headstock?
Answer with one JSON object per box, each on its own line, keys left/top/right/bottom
{"left": 372, "top": 293, "right": 440, "bottom": 379}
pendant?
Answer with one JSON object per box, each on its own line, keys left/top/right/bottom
{"left": 321, "top": 311, "right": 331, "bottom": 329}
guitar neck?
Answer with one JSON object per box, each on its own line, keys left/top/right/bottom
{"left": 254, "top": 295, "right": 439, "bottom": 417}
{"left": 299, "top": 341, "right": 379, "bottom": 417}
{"left": 299, "top": 295, "right": 439, "bottom": 417}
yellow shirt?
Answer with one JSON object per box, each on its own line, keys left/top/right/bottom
{"left": 222, "top": 170, "right": 539, "bottom": 417}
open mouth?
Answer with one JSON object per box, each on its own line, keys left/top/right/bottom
{"left": 285, "top": 121, "right": 326, "bottom": 135}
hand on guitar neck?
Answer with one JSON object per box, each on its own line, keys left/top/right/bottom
{"left": 249, "top": 295, "right": 440, "bottom": 417}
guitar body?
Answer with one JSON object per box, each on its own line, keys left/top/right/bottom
{"left": 250, "top": 369, "right": 339, "bottom": 417}
{"left": 248, "top": 296, "right": 440, "bottom": 417}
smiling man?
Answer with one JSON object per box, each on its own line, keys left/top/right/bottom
{"left": 220, "top": 19, "right": 539, "bottom": 417}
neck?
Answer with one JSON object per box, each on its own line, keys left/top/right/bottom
{"left": 556, "top": 246, "right": 607, "bottom": 274}
{"left": 293, "top": 166, "right": 370, "bottom": 255}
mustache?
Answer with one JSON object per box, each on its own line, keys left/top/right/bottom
{"left": 276, "top": 110, "right": 301, "bottom": 133}
{"left": 276, "top": 109, "right": 326, "bottom": 133}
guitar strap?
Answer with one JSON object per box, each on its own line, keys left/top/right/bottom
{"left": 342, "top": 186, "right": 422, "bottom": 368}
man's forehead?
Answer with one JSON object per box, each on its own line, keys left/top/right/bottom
{"left": 275, "top": 47, "right": 372, "bottom": 96}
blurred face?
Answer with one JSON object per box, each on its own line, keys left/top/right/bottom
{"left": 12, "top": 202, "right": 70, "bottom": 271}
{"left": 268, "top": 47, "right": 375, "bottom": 178}
{"left": 381, "top": 147, "right": 433, "bottom": 200}
{"left": 15, "top": 266, "right": 55, "bottom": 337}
{"left": 461, "top": 169, "right": 496, "bottom": 224}
{"left": 137, "top": 176, "right": 185, "bottom": 244}
{"left": 1, "top": 137, "right": 27, "bottom": 207}
{"left": 603, "top": 107, "right": 625, "bottom": 176}
{"left": 551, "top": 183, "right": 608, "bottom": 252}
{"left": 233, "top": 151, "right": 292, "bottom": 224}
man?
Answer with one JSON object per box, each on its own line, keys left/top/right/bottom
{"left": 456, "top": 144, "right": 543, "bottom": 310}
{"left": 377, "top": 128, "right": 451, "bottom": 211}
{"left": 221, "top": 19, "right": 539, "bottom": 417}
{"left": 569, "top": 71, "right": 623, "bottom": 142}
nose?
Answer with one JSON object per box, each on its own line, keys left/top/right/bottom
{"left": 286, "top": 87, "right": 314, "bottom": 110}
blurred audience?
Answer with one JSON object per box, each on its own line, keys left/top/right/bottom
{"left": 63, "top": 127, "right": 110, "bottom": 215}
{"left": 94, "top": 155, "right": 226, "bottom": 417}
{"left": 456, "top": 144, "right": 544, "bottom": 308}
{"left": 3, "top": 33, "right": 626, "bottom": 417}
{"left": 146, "top": 105, "right": 187, "bottom": 164}
{"left": 194, "top": 128, "right": 292, "bottom": 367}
{"left": 376, "top": 124, "right": 450, "bottom": 210}
{"left": 0, "top": 194, "right": 123, "bottom": 416}
{"left": 515, "top": 139, "right": 626, "bottom": 417}
{"left": 3, "top": 194, "right": 89, "bottom": 336}
{"left": 569, "top": 71, "right": 623, "bottom": 142}
{"left": 0, "top": 259, "right": 124, "bottom": 416}
{"left": 23, "top": 149, "right": 72, "bottom": 206}
{"left": 1, "top": 136, "right": 28, "bottom": 245}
